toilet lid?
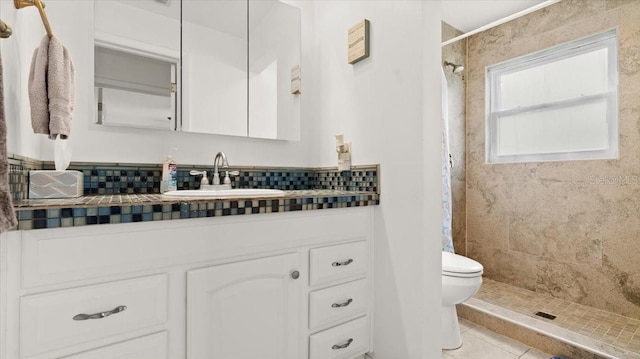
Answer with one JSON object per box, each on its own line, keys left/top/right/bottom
{"left": 442, "top": 251, "right": 483, "bottom": 276}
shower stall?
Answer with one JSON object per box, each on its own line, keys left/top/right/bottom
{"left": 441, "top": 0, "right": 640, "bottom": 356}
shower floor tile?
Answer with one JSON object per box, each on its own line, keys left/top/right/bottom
{"left": 475, "top": 278, "right": 640, "bottom": 356}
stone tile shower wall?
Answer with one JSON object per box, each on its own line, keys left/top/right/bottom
{"left": 442, "top": 22, "right": 467, "bottom": 256}
{"left": 466, "top": 0, "right": 640, "bottom": 317}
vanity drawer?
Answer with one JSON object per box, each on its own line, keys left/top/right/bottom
{"left": 62, "top": 331, "right": 168, "bottom": 359}
{"left": 20, "top": 274, "right": 168, "bottom": 358}
{"left": 309, "top": 316, "right": 370, "bottom": 359}
{"left": 309, "top": 241, "right": 367, "bottom": 286}
{"left": 309, "top": 279, "right": 368, "bottom": 330}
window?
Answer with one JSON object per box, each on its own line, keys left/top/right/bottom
{"left": 486, "top": 30, "right": 618, "bottom": 163}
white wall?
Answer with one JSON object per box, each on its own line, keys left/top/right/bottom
{"left": 311, "top": 1, "right": 442, "bottom": 358}
{"left": 3, "top": 0, "right": 317, "bottom": 167}
{"left": 0, "top": 0, "right": 44, "bottom": 159}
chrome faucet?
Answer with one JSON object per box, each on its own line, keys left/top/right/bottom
{"left": 212, "top": 152, "right": 229, "bottom": 185}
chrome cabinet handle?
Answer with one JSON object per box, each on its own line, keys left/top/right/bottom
{"left": 332, "top": 259, "right": 353, "bottom": 267}
{"left": 331, "top": 298, "right": 353, "bottom": 308}
{"left": 73, "top": 305, "right": 127, "bottom": 321}
{"left": 332, "top": 338, "right": 353, "bottom": 350}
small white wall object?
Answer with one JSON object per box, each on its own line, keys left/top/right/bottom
{"left": 291, "top": 65, "right": 301, "bottom": 94}
{"left": 335, "top": 134, "right": 352, "bottom": 172}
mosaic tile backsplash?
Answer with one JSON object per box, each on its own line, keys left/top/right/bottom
{"left": 6, "top": 155, "right": 378, "bottom": 199}
{"left": 7, "top": 156, "right": 380, "bottom": 230}
{"left": 38, "top": 164, "right": 378, "bottom": 196}
{"left": 8, "top": 154, "right": 41, "bottom": 201}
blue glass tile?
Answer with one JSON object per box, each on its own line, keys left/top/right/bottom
{"left": 47, "top": 218, "right": 60, "bottom": 228}
{"left": 68, "top": 209, "right": 80, "bottom": 221}
{"left": 33, "top": 209, "right": 46, "bottom": 219}
{"left": 98, "top": 207, "right": 110, "bottom": 216}
{"left": 18, "top": 210, "right": 32, "bottom": 220}
{"left": 132, "top": 205, "right": 143, "bottom": 214}
{"left": 121, "top": 214, "right": 132, "bottom": 223}
{"left": 142, "top": 213, "right": 153, "bottom": 221}
{"left": 180, "top": 203, "right": 189, "bottom": 218}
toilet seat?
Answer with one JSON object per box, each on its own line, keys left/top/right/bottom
{"left": 442, "top": 252, "right": 483, "bottom": 278}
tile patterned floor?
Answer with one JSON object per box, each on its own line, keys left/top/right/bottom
{"left": 476, "top": 278, "right": 640, "bottom": 354}
{"left": 443, "top": 318, "right": 552, "bottom": 359}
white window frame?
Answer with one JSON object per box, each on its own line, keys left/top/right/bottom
{"left": 485, "top": 29, "right": 618, "bottom": 164}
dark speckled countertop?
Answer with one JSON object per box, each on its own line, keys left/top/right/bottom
{"left": 13, "top": 190, "right": 380, "bottom": 231}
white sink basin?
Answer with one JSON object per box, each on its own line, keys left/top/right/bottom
{"left": 163, "top": 188, "right": 285, "bottom": 198}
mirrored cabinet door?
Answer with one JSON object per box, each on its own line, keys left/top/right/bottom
{"left": 181, "top": 0, "right": 248, "bottom": 137}
{"left": 248, "top": 0, "right": 301, "bottom": 140}
{"left": 94, "top": 0, "right": 180, "bottom": 130}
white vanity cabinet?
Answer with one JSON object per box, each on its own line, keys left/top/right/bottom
{"left": 187, "top": 253, "right": 301, "bottom": 359}
{"left": 0, "top": 207, "right": 373, "bottom": 359}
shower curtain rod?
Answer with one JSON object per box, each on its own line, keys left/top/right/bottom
{"left": 441, "top": 0, "right": 561, "bottom": 47}
{"left": 14, "top": 0, "right": 53, "bottom": 38}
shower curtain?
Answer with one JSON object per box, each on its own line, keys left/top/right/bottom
{"left": 441, "top": 68, "right": 454, "bottom": 253}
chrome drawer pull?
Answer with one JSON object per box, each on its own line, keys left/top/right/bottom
{"left": 331, "top": 298, "right": 353, "bottom": 308}
{"left": 73, "top": 305, "right": 127, "bottom": 321}
{"left": 332, "top": 259, "right": 353, "bottom": 267}
{"left": 332, "top": 338, "right": 353, "bottom": 350}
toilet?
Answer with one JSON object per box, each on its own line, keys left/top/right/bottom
{"left": 441, "top": 251, "right": 483, "bottom": 350}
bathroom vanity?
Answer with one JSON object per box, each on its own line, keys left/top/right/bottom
{"left": 0, "top": 207, "right": 373, "bottom": 359}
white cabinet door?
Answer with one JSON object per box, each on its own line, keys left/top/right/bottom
{"left": 187, "top": 253, "right": 301, "bottom": 359}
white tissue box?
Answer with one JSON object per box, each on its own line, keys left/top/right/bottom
{"left": 29, "top": 170, "right": 84, "bottom": 199}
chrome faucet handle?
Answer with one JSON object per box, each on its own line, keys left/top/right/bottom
{"left": 189, "top": 170, "right": 210, "bottom": 186}
{"left": 223, "top": 170, "right": 240, "bottom": 185}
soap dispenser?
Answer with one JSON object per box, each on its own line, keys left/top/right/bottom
{"left": 161, "top": 148, "right": 178, "bottom": 193}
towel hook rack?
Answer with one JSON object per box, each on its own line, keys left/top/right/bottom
{"left": 0, "top": 20, "right": 12, "bottom": 39}
{"left": 14, "top": 0, "right": 53, "bottom": 38}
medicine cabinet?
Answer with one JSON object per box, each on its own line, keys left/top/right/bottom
{"left": 94, "top": 0, "right": 301, "bottom": 140}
